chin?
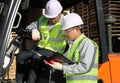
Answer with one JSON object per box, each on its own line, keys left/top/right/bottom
{"left": 67, "top": 38, "right": 72, "bottom": 41}
{"left": 51, "top": 21, "right": 56, "bottom": 24}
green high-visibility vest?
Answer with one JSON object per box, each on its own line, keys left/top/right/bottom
{"left": 37, "top": 15, "right": 66, "bottom": 54}
{"left": 66, "top": 35, "right": 99, "bottom": 83}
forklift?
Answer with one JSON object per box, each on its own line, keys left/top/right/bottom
{"left": 0, "top": 0, "right": 120, "bottom": 83}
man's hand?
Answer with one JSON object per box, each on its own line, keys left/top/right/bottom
{"left": 44, "top": 60, "right": 63, "bottom": 70}
{"left": 32, "top": 29, "right": 40, "bottom": 40}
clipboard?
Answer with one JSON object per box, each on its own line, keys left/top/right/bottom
{"left": 32, "top": 49, "right": 73, "bottom": 64}
{"left": 45, "top": 52, "right": 74, "bottom": 64}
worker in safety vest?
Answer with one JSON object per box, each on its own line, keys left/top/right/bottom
{"left": 45, "top": 13, "right": 99, "bottom": 83}
{"left": 26, "top": 0, "right": 67, "bottom": 83}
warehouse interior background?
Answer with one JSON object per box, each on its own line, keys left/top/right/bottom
{"left": 3, "top": 0, "right": 120, "bottom": 81}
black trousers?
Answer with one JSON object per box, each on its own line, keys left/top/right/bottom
{"left": 27, "top": 48, "right": 66, "bottom": 83}
{"left": 16, "top": 49, "right": 34, "bottom": 83}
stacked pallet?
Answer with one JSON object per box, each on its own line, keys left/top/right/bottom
{"left": 73, "top": 0, "right": 120, "bottom": 45}
{"left": 109, "top": 0, "right": 120, "bottom": 37}
{"left": 4, "top": 32, "right": 18, "bottom": 80}
{"left": 102, "top": 0, "right": 120, "bottom": 37}
{"left": 102, "top": 0, "right": 120, "bottom": 52}
{"left": 4, "top": 56, "right": 16, "bottom": 80}
{"left": 88, "top": 0, "right": 99, "bottom": 44}
{"left": 102, "top": 0, "right": 109, "bottom": 14}
{"left": 74, "top": 2, "right": 89, "bottom": 37}
{"left": 73, "top": 0, "right": 99, "bottom": 44}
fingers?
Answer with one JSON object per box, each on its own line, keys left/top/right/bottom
{"left": 32, "top": 29, "right": 40, "bottom": 40}
{"left": 44, "top": 60, "right": 55, "bottom": 64}
{"left": 44, "top": 60, "right": 63, "bottom": 70}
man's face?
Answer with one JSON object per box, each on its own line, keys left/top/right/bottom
{"left": 64, "top": 27, "right": 81, "bottom": 41}
{"left": 64, "top": 27, "right": 76, "bottom": 41}
{"left": 48, "top": 14, "right": 61, "bottom": 24}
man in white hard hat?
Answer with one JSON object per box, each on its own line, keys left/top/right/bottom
{"left": 27, "top": 0, "right": 67, "bottom": 82}
{"left": 16, "top": 0, "right": 67, "bottom": 83}
{"left": 45, "top": 13, "right": 99, "bottom": 83}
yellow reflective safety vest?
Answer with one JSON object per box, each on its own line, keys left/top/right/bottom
{"left": 37, "top": 15, "right": 66, "bottom": 54}
{"left": 66, "top": 35, "right": 99, "bottom": 83}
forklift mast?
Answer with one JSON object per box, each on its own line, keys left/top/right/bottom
{"left": 94, "top": 0, "right": 109, "bottom": 63}
{"left": 0, "top": 0, "right": 21, "bottom": 76}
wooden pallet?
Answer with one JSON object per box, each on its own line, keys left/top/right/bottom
{"left": 4, "top": 56, "right": 16, "bottom": 80}
{"left": 110, "top": 1, "right": 120, "bottom": 36}
{"left": 73, "top": 0, "right": 100, "bottom": 44}
{"left": 4, "top": 32, "right": 17, "bottom": 80}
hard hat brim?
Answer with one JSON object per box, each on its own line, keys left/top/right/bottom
{"left": 61, "top": 25, "right": 82, "bottom": 30}
{"left": 61, "top": 27, "right": 69, "bottom": 30}
{"left": 44, "top": 13, "right": 59, "bottom": 19}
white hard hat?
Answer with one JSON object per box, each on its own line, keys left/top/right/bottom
{"left": 45, "top": 0, "right": 63, "bottom": 18}
{"left": 61, "top": 13, "right": 84, "bottom": 30}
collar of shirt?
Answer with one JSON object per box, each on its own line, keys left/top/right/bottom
{"left": 47, "top": 15, "right": 64, "bottom": 31}
{"left": 67, "top": 34, "right": 85, "bottom": 44}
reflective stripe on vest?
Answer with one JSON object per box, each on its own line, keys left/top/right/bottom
{"left": 37, "top": 15, "right": 66, "bottom": 54}
{"left": 67, "top": 75, "right": 97, "bottom": 80}
{"left": 66, "top": 80, "right": 97, "bottom": 83}
{"left": 66, "top": 35, "right": 99, "bottom": 83}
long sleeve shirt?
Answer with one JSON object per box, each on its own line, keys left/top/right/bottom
{"left": 26, "top": 15, "right": 64, "bottom": 32}
{"left": 63, "top": 34, "right": 97, "bottom": 75}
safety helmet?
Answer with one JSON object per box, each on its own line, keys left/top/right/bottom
{"left": 61, "top": 13, "right": 84, "bottom": 30}
{"left": 44, "top": 0, "right": 63, "bottom": 18}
